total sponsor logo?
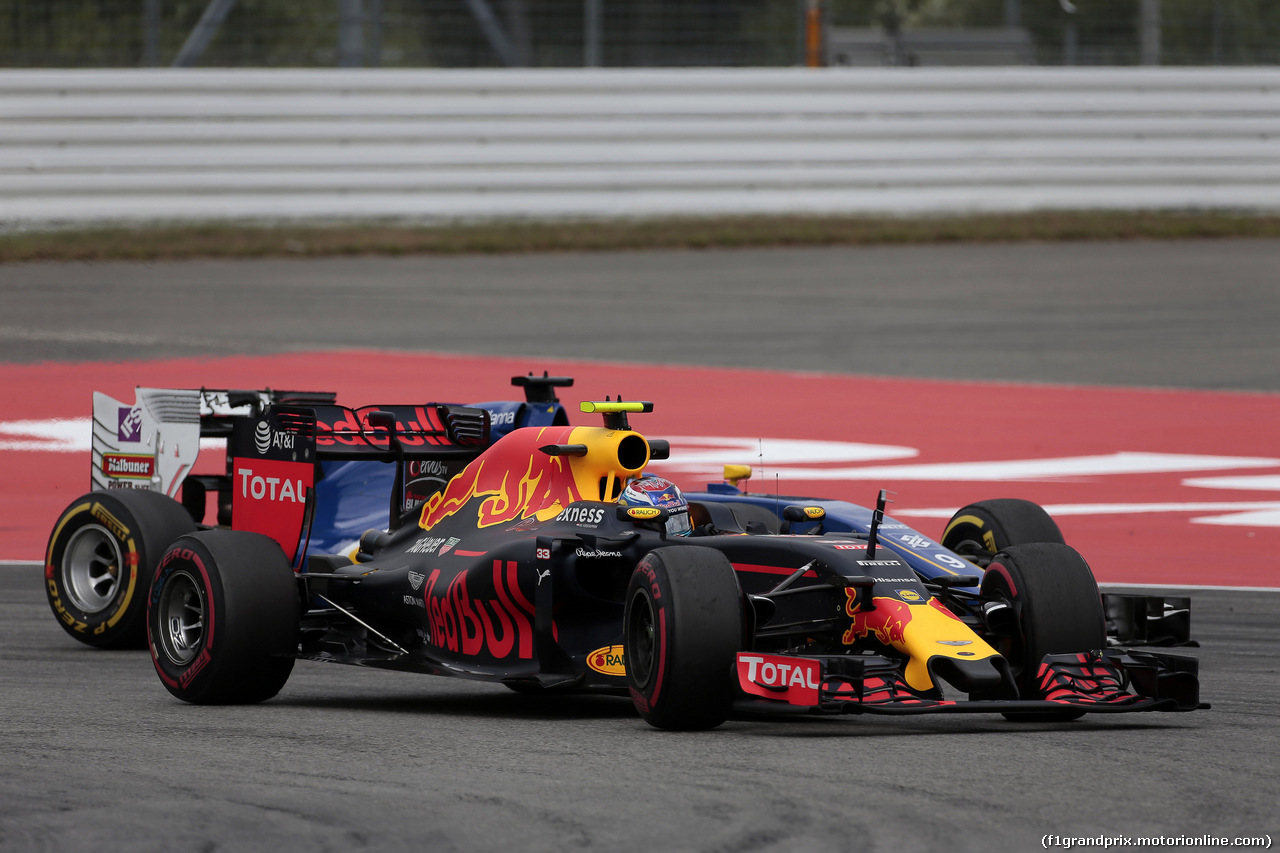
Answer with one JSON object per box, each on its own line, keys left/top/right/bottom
{"left": 587, "top": 644, "right": 626, "bottom": 676}
{"left": 237, "top": 468, "right": 307, "bottom": 503}
{"left": 735, "top": 653, "right": 821, "bottom": 706}
{"left": 102, "top": 453, "right": 154, "bottom": 479}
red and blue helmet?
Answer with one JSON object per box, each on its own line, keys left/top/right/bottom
{"left": 620, "top": 476, "right": 692, "bottom": 537}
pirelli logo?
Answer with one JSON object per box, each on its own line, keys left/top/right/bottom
{"left": 102, "top": 454, "right": 154, "bottom": 480}
{"left": 90, "top": 502, "right": 130, "bottom": 539}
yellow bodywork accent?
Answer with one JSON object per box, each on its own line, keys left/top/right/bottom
{"left": 899, "top": 602, "right": 1001, "bottom": 692}
{"left": 843, "top": 595, "right": 1000, "bottom": 692}
{"left": 561, "top": 426, "right": 648, "bottom": 506}
{"left": 418, "top": 425, "right": 650, "bottom": 530}
{"left": 580, "top": 401, "right": 647, "bottom": 414}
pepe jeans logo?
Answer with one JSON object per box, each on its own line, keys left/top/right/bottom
{"left": 575, "top": 548, "right": 622, "bottom": 558}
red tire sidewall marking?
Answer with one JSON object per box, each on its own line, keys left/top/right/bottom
{"left": 149, "top": 544, "right": 217, "bottom": 690}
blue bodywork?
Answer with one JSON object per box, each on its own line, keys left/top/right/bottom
{"left": 300, "top": 392, "right": 980, "bottom": 593}
{"left": 685, "top": 483, "right": 983, "bottom": 595}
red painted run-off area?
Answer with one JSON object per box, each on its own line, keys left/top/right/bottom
{"left": 2, "top": 350, "right": 1278, "bottom": 588}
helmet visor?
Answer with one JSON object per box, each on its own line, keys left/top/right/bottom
{"left": 666, "top": 509, "right": 692, "bottom": 537}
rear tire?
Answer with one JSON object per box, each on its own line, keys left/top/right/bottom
{"left": 45, "top": 490, "right": 197, "bottom": 649}
{"left": 941, "top": 498, "right": 1064, "bottom": 562}
{"left": 980, "top": 543, "right": 1105, "bottom": 721}
{"left": 148, "top": 530, "right": 299, "bottom": 704}
{"left": 624, "top": 546, "right": 743, "bottom": 730}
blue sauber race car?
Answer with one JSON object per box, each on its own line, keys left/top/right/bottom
{"left": 46, "top": 375, "right": 1203, "bottom": 730}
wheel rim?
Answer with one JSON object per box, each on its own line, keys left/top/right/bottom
{"left": 62, "top": 524, "right": 125, "bottom": 614}
{"left": 157, "top": 570, "right": 206, "bottom": 665}
{"left": 626, "top": 588, "right": 656, "bottom": 689}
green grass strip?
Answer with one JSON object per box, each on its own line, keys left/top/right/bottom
{"left": 4, "top": 211, "right": 1280, "bottom": 263}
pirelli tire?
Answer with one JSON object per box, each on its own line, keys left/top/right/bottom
{"left": 940, "top": 498, "right": 1065, "bottom": 561}
{"left": 45, "top": 490, "right": 197, "bottom": 649}
{"left": 148, "top": 530, "right": 300, "bottom": 705}
{"left": 623, "top": 546, "right": 744, "bottom": 731}
{"left": 981, "top": 543, "right": 1106, "bottom": 722}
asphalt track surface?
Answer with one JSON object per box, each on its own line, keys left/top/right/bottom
{"left": 3, "top": 240, "right": 1279, "bottom": 390}
{"left": 2, "top": 240, "right": 1278, "bottom": 852}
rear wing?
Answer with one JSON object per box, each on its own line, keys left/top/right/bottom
{"left": 87, "top": 376, "right": 571, "bottom": 558}
{"left": 91, "top": 387, "right": 337, "bottom": 498}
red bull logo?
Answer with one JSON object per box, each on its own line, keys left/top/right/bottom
{"left": 419, "top": 427, "right": 582, "bottom": 530}
{"left": 316, "top": 405, "right": 451, "bottom": 447}
{"left": 842, "top": 591, "right": 915, "bottom": 647}
{"left": 422, "top": 560, "right": 535, "bottom": 660}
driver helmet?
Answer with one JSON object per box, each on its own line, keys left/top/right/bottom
{"left": 620, "top": 476, "right": 692, "bottom": 537}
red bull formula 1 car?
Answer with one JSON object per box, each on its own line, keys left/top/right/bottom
{"left": 45, "top": 376, "right": 1204, "bottom": 729}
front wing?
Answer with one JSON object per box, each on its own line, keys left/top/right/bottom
{"left": 733, "top": 650, "right": 1206, "bottom": 716}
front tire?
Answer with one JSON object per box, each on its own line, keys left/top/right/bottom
{"left": 980, "top": 543, "right": 1105, "bottom": 721}
{"left": 941, "top": 498, "right": 1064, "bottom": 564}
{"left": 148, "top": 530, "right": 300, "bottom": 704}
{"left": 45, "top": 490, "right": 197, "bottom": 649}
{"left": 624, "top": 546, "right": 743, "bottom": 731}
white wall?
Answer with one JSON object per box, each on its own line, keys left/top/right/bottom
{"left": 2, "top": 67, "right": 1279, "bottom": 227}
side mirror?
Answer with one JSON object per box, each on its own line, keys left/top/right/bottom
{"left": 781, "top": 505, "right": 825, "bottom": 534}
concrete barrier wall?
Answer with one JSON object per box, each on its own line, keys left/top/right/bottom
{"left": 2, "top": 67, "right": 1279, "bottom": 227}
